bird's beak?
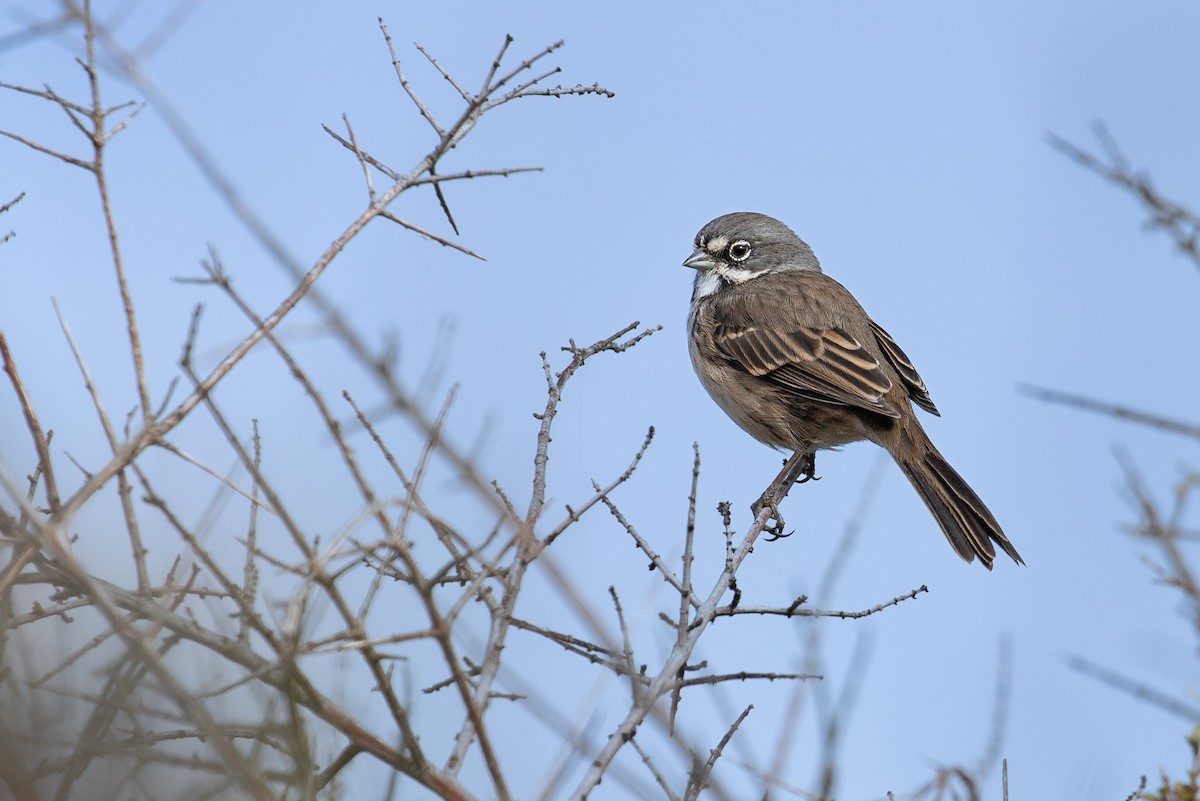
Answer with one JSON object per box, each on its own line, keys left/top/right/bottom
{"left": 684, "top": 250, "right": 718, "bottom": 271}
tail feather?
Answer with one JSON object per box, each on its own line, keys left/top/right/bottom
{"left": 897, "top": 447, "right": 1023, "bottom": 570}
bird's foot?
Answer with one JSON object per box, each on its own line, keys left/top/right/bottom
{"left": 793, "top": 452, "right": 820, "bottom": 484}
{"left": 751, "top": 495, "right": 793, "bottom": 541}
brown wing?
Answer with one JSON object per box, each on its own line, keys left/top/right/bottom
{"left": 714, "top": 319, "right": 901, "bottom": 418}
{"left": 868, "top": 320, "right": 939, "bottom": 416}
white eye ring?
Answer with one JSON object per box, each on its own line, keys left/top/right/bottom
{"left": 728, "top": 240, "right": 751, "bottom": 262}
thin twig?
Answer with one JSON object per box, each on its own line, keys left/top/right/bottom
{"left": 379, "top": 210, "right": 483, "bottom": 259}
{"left": 1020, "top": 384, "right": 1200, "bottom": 440}
{"left": 597, "top": 489, "right": 693, "bottom": 602}
{"left": 0, "top": 327, "right": 59, "bottom": 510}
{"left": 1051, "top": 124, "right": 1200, "bottom": 269}
{"left": 1067, "top": 654, "right": 1200, "bottom": 721}
{"left": 684, "top": 705, "right": 753, "bottom": 801}
{"left": 630, "top": 738, "right": 682, "bottom": 801}
{"left": 52, "top": 298, "right": 149, "bottom": 591}
{"left": 153, "top": 438, "right": 276, "bottom": 513}
{"left": 381, "top": 21, "right": 446, "bottom": 134}
{"left": 414, "top": 41, "right": 473, "bottom": 102}
{"left": 712, "top": 586, "right": 929, "bottom": 621}
{"left": 670, "top": 444, "right": 704, "bottom": 731}
{"left": 543, "top": 426, "right": 656, "bottom": 548}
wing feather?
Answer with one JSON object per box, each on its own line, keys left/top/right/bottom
{"left": 869, "top": 320, "right": 939, "bottom": 415}
{"left": 714, "top": 320, "right": 900, "bottom": 418}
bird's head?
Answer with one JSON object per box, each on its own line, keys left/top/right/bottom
{"left": 684, "top": 212, "right": 821, "bottom": 298}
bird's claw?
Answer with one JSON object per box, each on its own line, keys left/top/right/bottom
{"left": 752, "top": 498, "right": 793, "bottom": 541}
{"left": 793, "top": 452, "right": 820, "bottom": 484}
{"left": 764, "top": 524, "right": 794, "bottom": 542}
{"left": 753, "top": 451, "right": 816, "bottom": 541}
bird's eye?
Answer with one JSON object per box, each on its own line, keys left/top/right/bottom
{"left": 728, "top": 241, "right": 751, "bottom": 262}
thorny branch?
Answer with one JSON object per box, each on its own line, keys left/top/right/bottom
{"left": 0, "top": 6, "right": 640, "bottom": 800}
{"left": 1051, "top": 124, "right": 1200, "bottom": 271}
{"left": 566, "top": 444, "right": 907, "bottom": 801}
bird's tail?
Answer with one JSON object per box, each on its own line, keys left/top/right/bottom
{"left": 895, "top": 437, "right": 1023, "bottom": 570}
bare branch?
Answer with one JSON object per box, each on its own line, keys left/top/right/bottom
{"left": 597, "top": 487, "right": 694, "bottom": 603}
{"left": 379, "top": 209, "right": 484, "bottom": 259}
{"left": 542, "top": 426, "right": 656, "bottom": 549}
{"left": 569, "top": 466, "right": 806, "bottom": 799}
{"left": 340, "top": 113, "right": 377, "bottom": 199}
{"left": 322, "top": 122, "right": 401, "bottom": 181}
{"left": 478, "top": 34, "right": 515, "bottom": 97}
{"left": 669, "top": 444, "right": 704, "bottom": 731}
{"left": 610, "top": 586, "right": 641, "bottom": 700}
{"left": 153, "top": 438, "right": 276, "bottom": 514}
{"left": 52, "top": 297, "right": 150, "bottom": 590}
{"left": 680, "top": 672, "right": 819, "bottom": 689}
{"left": 0, "top": 127, "right": 92, "bottom": 169}
{"left": 1067, "top": 654, "right": 1200, "bottom": 722}
{"left": 1051, "top": 124, "right": 1200, "bottom": 269}
{"left": 630, "top": 737, "right": 682, "bottom": 801}
{"left": 712, "top": 585, "right": 929, "bottom": 621}
{"left": 408, "top": 166, "right": 544, "bottom": 185}
{"left": 489, "top": 39, "right": 562, "bottom": 95}
{"left": 414, "top": 41, "right": 474, "bottom": 103}
{"left": 1, "top": 190, "right": 26, "bottom": 246}
{"left": 685, "top": 705, "right": 754, "bottom": 801}
{"left": 973, "top": 637, "right": 1014, "bottom": 780}
{"left": 1021, "top": 384, "right": 1200, "bottom": 440}
{"left": 381, "top": 21, "right": 446, "bottom": 134}
{"left": 0, "top": 326, "right": 59, "bottom": 511}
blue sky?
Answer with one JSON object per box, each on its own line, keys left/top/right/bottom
{"left": 3, "top": 2, "right": 1200, "bottom": 799}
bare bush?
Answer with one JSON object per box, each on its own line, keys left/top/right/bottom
{"left": 0, "top": 5, "right": 968, "bottom": 801}
{"left": 1034, "top": 127, "right": 1200, "bottom": 801}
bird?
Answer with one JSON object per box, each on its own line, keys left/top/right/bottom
{"left": 684, "top": 211, "right": 1022, "bottom": 569}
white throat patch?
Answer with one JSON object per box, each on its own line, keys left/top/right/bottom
{"left": 693, "top": 264, "right": 768, "bottom": 299}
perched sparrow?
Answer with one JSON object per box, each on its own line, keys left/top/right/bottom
{"left": 685, "top": 212, "right": 1022, "bottom": 569}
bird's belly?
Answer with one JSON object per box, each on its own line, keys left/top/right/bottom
{"left": 689, "top": 346, "right": 874, "bottom": 452}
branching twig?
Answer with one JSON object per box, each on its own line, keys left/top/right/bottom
{"left": 712, "top": 586, "right": 929, "bottom": 621}
{"left": 446, "top": 323, "right": 657, "bottom": 779}
{"left": 0, "top": 326, "right": 59, "bottom": 512}
{"left": 0, "top": 191, "right": 24, "bottom": 245}
{"left": 684, "top": 705, "right": 753, "bottom": 801}
{"left": 544, "top": 426, "right": 656, "bottom": 549}
{"left": 1051, "top": 123, "right": 1200, "bottom": 270}
{"left": 569, "top": 455, "right": 806, "bottom": 800}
